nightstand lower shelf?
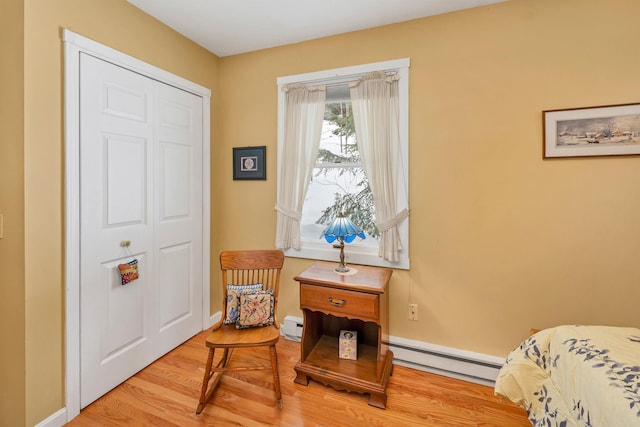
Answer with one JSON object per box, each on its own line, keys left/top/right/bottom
{"left": 293, "top": 335, "right": 394, "bottom": 409}
{"left": 299, "top": 335, "right": 379, "bottom": 382}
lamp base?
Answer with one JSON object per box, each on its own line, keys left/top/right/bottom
{"left": 334, "top": 240, "right": 349, "bottom": 273}
{"left": 334, "top": 264, "right": 350, "bottom": 273}
{"left": 334, "top": 266, "right": 358, "bottom": 276}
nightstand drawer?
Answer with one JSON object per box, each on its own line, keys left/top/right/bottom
{"left": 300, "top": 283, "right": 379, "bottom": 321}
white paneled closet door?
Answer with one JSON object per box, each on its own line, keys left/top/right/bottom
{"left": 79, "top": 53, "right": 203, "bottom": 407}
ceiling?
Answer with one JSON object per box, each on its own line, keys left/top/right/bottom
{"left": 127, "top": 0, "right": 506, "bottom": 57}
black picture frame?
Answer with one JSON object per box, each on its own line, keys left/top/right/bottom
{"left": 233, "top": 146, "right": 266, "bottom": 180}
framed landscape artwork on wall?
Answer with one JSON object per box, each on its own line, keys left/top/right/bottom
{"left": 544, "top": 103, "right": 640, "bottom": 158}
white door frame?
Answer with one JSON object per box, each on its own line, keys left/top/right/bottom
{"left": 63, "top": 30, "right": 212, "bottom": 421}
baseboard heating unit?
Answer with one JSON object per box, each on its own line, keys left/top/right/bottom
{"left": 388, "top": 336, "right": 505, "bottom": 386}
{"left": 281, "top": 315, "right": 303, "bottom": 342}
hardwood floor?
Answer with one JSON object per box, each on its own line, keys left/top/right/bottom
{"left": 65, "top": 330, "right": 530, "bottom": 426}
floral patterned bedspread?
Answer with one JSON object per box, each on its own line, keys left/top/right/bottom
{"left": 494, "top": 325, "right": 640, "bottom": 427}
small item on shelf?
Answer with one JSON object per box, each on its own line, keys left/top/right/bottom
{"left": 339, "top": 330, "right": 357, "bottom": 360}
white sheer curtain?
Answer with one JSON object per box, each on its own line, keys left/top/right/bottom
{"left": 275, "top": 83, "right": 326, "bottom": 249}
{"left": 350, "top": 71, "right": 409, "bottom": 262}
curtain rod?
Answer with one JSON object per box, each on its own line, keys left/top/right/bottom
{"left": 278, "top": 70, "right": 399, "bottom": 89}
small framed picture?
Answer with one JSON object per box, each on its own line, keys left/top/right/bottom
{"left": 233, "top": 146, "right": 266, "bottom": 180}
{"left": 544, "top": 103, "right": 640, "bottom": 158}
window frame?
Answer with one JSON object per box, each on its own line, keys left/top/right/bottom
{"left": 276, "top": 58, "right": 410, "bottom": 270}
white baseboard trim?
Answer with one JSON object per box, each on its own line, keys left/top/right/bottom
{"left": 35, "top": 408, "right": 66, "bottom": 427}
{"left": 209, "top": 311, "right": 222, "bottom": 329}
{"left": 388, "top": 335, "right": 505, "bottom": 387}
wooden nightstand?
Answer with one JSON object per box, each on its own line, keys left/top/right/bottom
{"left": 293, "top": 261, "right": 393, "bottom": 409}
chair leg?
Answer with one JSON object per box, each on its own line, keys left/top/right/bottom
{"left": 196, "top": 347, "right": 215, "bottom": 414}
{"left": 196, "top": 348, "right": 231, "bottom": 414}
{"left": 269, "top": 344, "right": 282, "bottom": 408}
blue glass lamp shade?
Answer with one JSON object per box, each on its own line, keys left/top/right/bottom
{"left": 322, "top": 213, "right": 365, "bottom": 272}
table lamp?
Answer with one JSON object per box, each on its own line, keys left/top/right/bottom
{"left": 322, "top": 212, "right": 366, "bottom": 273}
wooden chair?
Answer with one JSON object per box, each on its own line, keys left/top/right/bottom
{"left": 196, "top": 250, "right": 285, "bottom": 414}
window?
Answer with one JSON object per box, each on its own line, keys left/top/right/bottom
{"left": 276, "top": 59, "right": 410, "bottom": 269}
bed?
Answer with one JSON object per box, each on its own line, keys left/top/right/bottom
{"left": 494, "top": 325, "right": 640, "bottom": 426}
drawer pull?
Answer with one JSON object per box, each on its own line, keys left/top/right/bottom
{"left": 328, "top": 297, "right": 346, "bottom": 307}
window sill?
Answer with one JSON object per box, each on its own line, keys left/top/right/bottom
{"left": 284, "top": 241, "right": 409, "bottom": 270}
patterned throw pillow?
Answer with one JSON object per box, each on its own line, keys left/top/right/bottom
{"left": 235, "top": 289, "right": 275, "bottom": 329}
{"left": 224, "top": 283, "right": 263, "bottom": 324}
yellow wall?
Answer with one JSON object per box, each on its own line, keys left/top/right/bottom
{"left": 219, "top": 0, "right": 640, "bottom": 357}
{"left": 8, "top": 0, "right": 640, "bottom": 424}
{"left": 20, "top": 0, "right": 220, "bottom": 425}
{"left": 1, "top": 1, "right": 26, "bottom": 426}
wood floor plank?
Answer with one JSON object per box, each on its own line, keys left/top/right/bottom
{"left": 66, "top": 330, "right": 530, "bottom": 426}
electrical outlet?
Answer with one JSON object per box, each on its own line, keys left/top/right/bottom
{"left": 409, "top": 303, "right": 418, "bottom": 321}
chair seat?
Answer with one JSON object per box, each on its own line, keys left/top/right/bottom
{"left": 206, "top": 323, "right": 280, "bottom": 348}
